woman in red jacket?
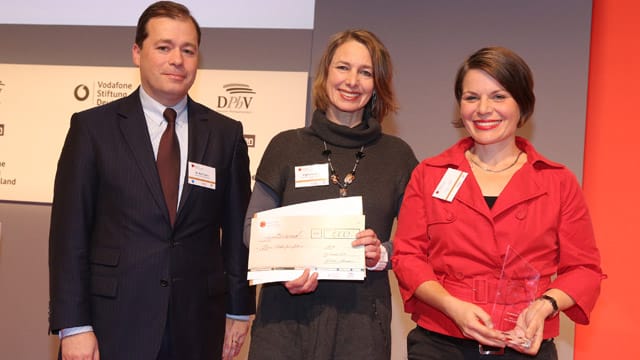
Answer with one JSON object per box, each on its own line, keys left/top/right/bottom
{"left": 392, "top": 46, "right": 603, "bottom": 359}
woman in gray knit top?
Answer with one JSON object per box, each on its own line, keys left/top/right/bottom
{"left": 245, "top": 29, "right": 418, "bottom": 360}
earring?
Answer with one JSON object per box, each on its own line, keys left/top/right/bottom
{"left": 370, "top": 91, "right": 377, "bottom": 112}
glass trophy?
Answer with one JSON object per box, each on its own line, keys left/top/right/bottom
{"left": 480, "top": 245, "right": 540, "bottom": 355}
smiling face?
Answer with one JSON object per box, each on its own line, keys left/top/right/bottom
{"left": 324, "top": 40, "right": 375, "bottom": 126}
{"left": 132, "top": 16, "right": 199, "bottom": 107}
{"left": 459, "top": 69, "right": 521, "bottom": 146}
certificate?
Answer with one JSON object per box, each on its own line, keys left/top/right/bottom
{"left": 254, "top": 196, "right": 363, "bottom": 217}
{"left": 247, "top": 197, "right": 365, "bottom": 285}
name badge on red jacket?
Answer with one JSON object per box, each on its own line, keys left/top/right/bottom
{"left": 433, "top": 168, "right": 467, "bottom": 202}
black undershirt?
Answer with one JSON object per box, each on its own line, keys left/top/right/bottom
{"left": 484, "top": 196, "right": 498, "bottom": 209}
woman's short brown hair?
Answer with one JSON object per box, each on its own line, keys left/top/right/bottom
{"left": 312, "top": 29, "right": 398, "bottom": 122}
{"left": 453, "top": 46, "right": 535, "bottom": 128}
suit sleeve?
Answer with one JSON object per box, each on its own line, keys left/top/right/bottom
{"left": 49, "top": 114, "right": 97, "bottom": 332}
{"left": 221, "top": 121, "right": 255, "bottom": 315}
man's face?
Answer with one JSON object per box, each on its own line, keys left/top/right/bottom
{"left": 132, "top": 16, "right": 199, "bottom": 106}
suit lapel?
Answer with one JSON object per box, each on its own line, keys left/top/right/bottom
{"left": 118, "top": 90, "right": 169, "bottom": 223}
{"left": 177, "top": 99, "right": 212, "bottom": 215}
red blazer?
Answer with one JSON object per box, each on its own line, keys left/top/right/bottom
{"left": 392, "top": 137, "right": 602, "bottom": 340}
{"left": 49, "top": 89, "right": 254, "bottom": 359}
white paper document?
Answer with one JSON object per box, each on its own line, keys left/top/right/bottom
{"left": 247, "top": 197, "right": 366, "bottom": 285}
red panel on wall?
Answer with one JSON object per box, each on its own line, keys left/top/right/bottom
{"left": 577, "top": 0, "right": 640, "bottom": 358}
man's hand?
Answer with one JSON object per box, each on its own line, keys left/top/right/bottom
{"left": 61, "top": 331, "right": 99, "bottom": 360}
{"left": 222, "top": 318, "right": 250, "bottom": 360}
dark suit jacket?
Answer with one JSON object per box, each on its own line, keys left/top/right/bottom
{"left": 49, "top": 89, "right": 255, "bottom": 359}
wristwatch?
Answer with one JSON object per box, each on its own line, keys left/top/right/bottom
{"left": 538, "top": 294, "right": 559, "bottom": 318}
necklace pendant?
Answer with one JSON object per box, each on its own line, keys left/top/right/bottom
{"left": 330, "top": 174, "right": 339, "bottom": 185}
{"left": 344, "top": 173, "right": 355, "bottom": 185}
{"left": 322, "top": 142, "right": 365, "bottom": 199}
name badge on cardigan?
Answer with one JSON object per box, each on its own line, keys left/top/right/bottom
{"left": 294, "top": 163, "right": 330, "bottom": 188}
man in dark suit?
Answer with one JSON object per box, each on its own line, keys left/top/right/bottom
{"left": 48, "top": 2, "right": 254, "bottom": 359}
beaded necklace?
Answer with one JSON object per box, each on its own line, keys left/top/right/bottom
{"left": 322, "top": 141, "right": 365, "bottom": 197}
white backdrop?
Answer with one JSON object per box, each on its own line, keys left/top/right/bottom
{"left": 0, "top": 0, "right": 316, "bottom": 29}
{"left": 0, "top": 64, "right": 307, "bottom": 203}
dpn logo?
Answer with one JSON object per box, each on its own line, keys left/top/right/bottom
{"left": 217, "top": 83, "right": 255, "bottom": 110}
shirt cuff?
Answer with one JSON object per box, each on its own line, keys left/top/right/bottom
{"left": 367, "top": 245, "right": 388, "bottom": 271}
{"left": 59, "top": 325, "right": 93, "bottom": 339}
{"left": 226, "top": 314, "right": 250, "bottom": 321}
